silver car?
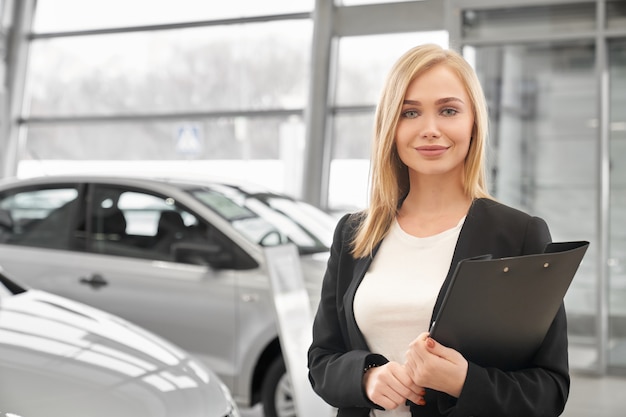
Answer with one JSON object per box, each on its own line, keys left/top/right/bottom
{"left": 0, "top": 175, "right": 333, "bottom": 417}
{"left": 0, "top": 270, "right": 239, "bottom": 417}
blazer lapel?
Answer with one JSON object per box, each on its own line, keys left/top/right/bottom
{"left": 344, "top": 248, "right": 379, "bottom": 350}
{"left": 430, "top": 199, "right": 490, "bottom": 323}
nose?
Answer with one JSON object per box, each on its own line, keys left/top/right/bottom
{"left": 419, "top": 114, "right": 441, "bottom": 139}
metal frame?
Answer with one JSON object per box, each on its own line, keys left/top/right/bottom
{"left": 3, "top": 0, "right": 34, "bottom": 178}
{"left": 595, "top": 0, "right": 610, "bottom": 376}
{"left": 29, "top": 12, "right": 311, "bottom": 39}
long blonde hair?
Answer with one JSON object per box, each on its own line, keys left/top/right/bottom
{"left": 351, "top": 44, "right": 492, "bottom": 258}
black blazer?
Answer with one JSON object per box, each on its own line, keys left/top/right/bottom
{"left": 308, "top": 198, "right": 569, "bottom": 417}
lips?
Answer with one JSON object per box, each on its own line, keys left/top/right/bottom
{"left": 415, "top": 145, "right": 449, "bottom": 157}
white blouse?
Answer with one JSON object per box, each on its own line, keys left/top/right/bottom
{"left": 354, "top": 217, "right": 465, "bottom": 417}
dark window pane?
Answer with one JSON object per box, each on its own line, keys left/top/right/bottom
{"left": 0, "top": 187, "right": 80, "bottom": 250}
{"left": 607, "top": 1, "right": 626, "bottom": 30}
{"left": 87, "top": 185, "right": 206, "bottom": 263}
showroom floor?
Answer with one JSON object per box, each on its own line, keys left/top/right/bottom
{"left": 561, "top": 372, "right": 626, "bottom": 417}
{"left": 239, "top": 372, "right": 626, "bottom": 417}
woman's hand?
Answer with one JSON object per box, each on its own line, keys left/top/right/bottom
{"left": 363, "top": 361, "right": 426, "bottom": 410}
{"left": 404, "top": 332, "right": 468, "bottom": 398}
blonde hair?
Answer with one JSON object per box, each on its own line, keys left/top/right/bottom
{"left": 351, "top": 44, "right": 492, "bottom": 258}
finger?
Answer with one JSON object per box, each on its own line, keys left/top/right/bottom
{"left": 372, "top": 392, "right": 405, "bottom": 411}
{"left": 390, "top": 364, "right": 426, "bottom": 400}
{"left": 406, "top": 385, "right": 426, "bottom": 405}
{"left": 425, "top": 337, "right": 462, "bottom": 363}
{"left": 365, "top": 364, "right": 414, "bottom": 410}
{"left": 370, "top": 382, "right": 408, "bottom": 410}
{"left": 385, "top": 363, "right": 424, "bottom": 399}
{"left": 404, "top": 341, "right": 428, "bottom": 371}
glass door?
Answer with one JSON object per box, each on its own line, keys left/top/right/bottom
{"left": 468, "top": 42, "right": 599, "bottom": 371}
{"left": 453, "top": 0, "right": 602, "bottom": 372}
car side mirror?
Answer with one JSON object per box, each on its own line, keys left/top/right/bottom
{"left": 171, "top": 241, "right": 234, "bottom": 269}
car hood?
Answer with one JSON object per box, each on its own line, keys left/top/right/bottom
{"left": 0, "top": 289, "right": 233, "bottom": 417}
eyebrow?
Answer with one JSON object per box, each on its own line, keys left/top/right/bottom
{"left": 403, "top": 97, "right": 465, "bottom": 106}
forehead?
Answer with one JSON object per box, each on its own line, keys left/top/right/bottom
{"left": 405, "top": 64, "right": 469, "bottom": 100}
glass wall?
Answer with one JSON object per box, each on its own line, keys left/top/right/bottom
{"left": 20, "top": 1, "right": 312, "bottom": 196}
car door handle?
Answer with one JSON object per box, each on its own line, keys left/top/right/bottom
{"left": 79, "top": 273, "right": 108, "bottom": 289}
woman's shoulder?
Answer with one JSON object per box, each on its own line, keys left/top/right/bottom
{"left": 471, "top": 198, "right": 541, "bottom": 222}
{"left": 469, "top": 198, "right": 551, "bottom": 254}
{"left": 334, "top": 210, "right": 366, "bottom": 234}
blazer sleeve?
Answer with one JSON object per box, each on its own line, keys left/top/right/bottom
{"left": 439, "top": 215, "right": 570, "bottom": 417}
{"left": 307, "top": 214, "right": 387, "bottom": 410}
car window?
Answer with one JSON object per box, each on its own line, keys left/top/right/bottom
{"left": 191, "top": 186, "right": 332, "bottom": 253}
{"left": 87, "top": 185, "right": 229, "bottom": 266}
{"left": 0, "top": 186, "right": 80, "bottom": 250}
{"left": 260, "top": 196, "right": 334, "bottom": 248}
{"left": 192, "top": 188, "right": 288, "bottom": 245}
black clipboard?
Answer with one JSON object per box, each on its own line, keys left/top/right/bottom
{"left": 429, "top": 241, "right": 589, "bottom": 370}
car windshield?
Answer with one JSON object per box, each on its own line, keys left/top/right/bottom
{"left": 189, "top": 185, "right": 333, "bottom": 254}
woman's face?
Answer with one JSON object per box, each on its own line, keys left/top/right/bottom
{"left": 395, "top": 64, "right": 474, "bottom": 181}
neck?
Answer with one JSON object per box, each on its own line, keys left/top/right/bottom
{"left": 396, "top": 178, "right": 472, "bottom": 237}
{"left": 401, "top": 173, "right": 470, "bottom": 215}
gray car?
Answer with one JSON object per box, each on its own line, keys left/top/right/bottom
{"left": 0, "top": 175, "right": 333, "bottom": 417}
{"left": 0, "top": 270, "right": 239, "bottom": 417}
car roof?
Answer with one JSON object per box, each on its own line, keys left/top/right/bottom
{"left": 0, "top": 174, "right": 292, "bottom": 199}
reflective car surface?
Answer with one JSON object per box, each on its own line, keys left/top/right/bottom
{"left": 0, "top": 175, "right": 334, "bottom": 417}
{"left": 0, "top": 271, "right": 239, "bottom": 417}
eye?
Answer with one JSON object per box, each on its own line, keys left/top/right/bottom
{"left": 401, "top": 110, "right": 419, "bottom": 119}
{"left": 441, "top": 108, "right": 458, "bottom": 116}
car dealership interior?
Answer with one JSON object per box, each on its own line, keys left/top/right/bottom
{"left": 0, "top": 0, "right": 625, "bottom": 416}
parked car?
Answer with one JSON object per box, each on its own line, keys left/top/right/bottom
{"left": 0, "top": 175, "right": 335, "bottom": 417}
{"left": 0, "top": 269, "right": 240, "bottom": 417}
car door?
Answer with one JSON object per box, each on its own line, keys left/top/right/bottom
{"left": 0, "top": 182, "right": 241, "bottom": 391}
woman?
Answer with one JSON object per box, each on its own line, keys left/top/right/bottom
{"left": 307, "top": 44, "right": 569, "bottom": 417}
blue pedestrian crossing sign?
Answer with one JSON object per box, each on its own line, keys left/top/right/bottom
{"left": 176, "top": 124, "right": 203, "bottom": 155}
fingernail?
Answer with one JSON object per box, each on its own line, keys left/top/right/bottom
{"left": 418, "top": 398, "right": 426, "bottom": 406}
{"left": 426, "top": 338, "right": 435, "bottom": 348}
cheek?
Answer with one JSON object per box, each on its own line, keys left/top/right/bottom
{"left": 394, "top": 121, "right": 411, "bottom": 145}
{"left": 450, "top": 120, "right": 473, "bottom": 145}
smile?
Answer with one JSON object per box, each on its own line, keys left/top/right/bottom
{"left": 415, "top": 145, "right": 449, "bottom": 157}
